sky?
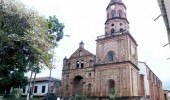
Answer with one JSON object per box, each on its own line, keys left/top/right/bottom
{"left": 20, "top": 0, "right": 170, "bottom": 90}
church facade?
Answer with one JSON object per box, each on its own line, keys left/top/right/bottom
{"left": 60, "top": 0, "right": 140, "bottom": 97}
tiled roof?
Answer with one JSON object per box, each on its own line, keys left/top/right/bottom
{"left": 28, "top": 77, "right": 60, "bottom": 82}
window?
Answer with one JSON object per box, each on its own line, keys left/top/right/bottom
{"left": 76, "top": 61, "right": 79, "bottom": 68}
{"left": 81, "top": 60, "right": 84, "bottom": 68}
{"left": 119, "top": 23, "right": 123, "bottom": 26}
{"left": 67, "top": 75, "right": 69, "bottom": 78}
{"left": 79, "top": 50, "right": 82, "bottom": 56}
{"left": 89, "top": 60, "right": 93, "bottom": 67}
{"left": 107, "top": 51, "right": 115, "bottom": 62}
{"left": 23, "top": 87, "right": 26, "bottom": 93}
{"left": 42, "top": 86, "right": 46, "bottom": 93}
{"left": 66, "top": 84, "right": 69, "bottom": 90}
{"left": 120, "top": 28, "right": 123, "bottom": 33}
{"left": 111, "top": 29, "right": 114, "bottom": 34}
{"left": 89, "top": 73, "right": 91, "bottom": 77}
{"left": 118, "top": 10, "right": 123, "bottom": 17}
{"left": 88, "top": 84, "right": 92, "bottom": 91}
{"left": 111, "top": 10, "right": 116, "bottom": 18}
{"left": 34, "top": 86, "right": 38, "bottom": 93}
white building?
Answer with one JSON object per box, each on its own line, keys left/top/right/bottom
{"left": 22, "top": 77, "right": 61, "bottom": 97}
{"left": 138, "top": 62, "right": 163, "bottom": 100}
{"left": 139, "top": 62, "right": 150, "bottom": 99}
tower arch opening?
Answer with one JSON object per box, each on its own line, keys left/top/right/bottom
{"left": 118, "top": 10, "right": 123, "bottom": 18}
{"left": 111, "top": 10, "right": 116, "bottom": 18}
{"left": 120, "top": 28, "right": 124, "bottom": 33}
{"left": 111, "top": 29, "right": 115, "bottom": 35}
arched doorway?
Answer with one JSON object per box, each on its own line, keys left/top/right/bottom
{"left": 108, "top": 79, "right": 115, "bottom": 93}
{"left": 73, "top": 76, "right": 84, "bottom": 95}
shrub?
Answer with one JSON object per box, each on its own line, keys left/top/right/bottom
{"left": 0, "top": 96, "right": 3, "bottom": 100}
{"left": 11, "top": 88, "right": 21, "bottom": 100}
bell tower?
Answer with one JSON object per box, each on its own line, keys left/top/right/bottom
{"left": 96, "top": 0, "right": 138, "bottom": 66}
{"left": 95, "top": 0, "right": 139, "bottom": 97}
{"left": 105, "top": 0, "right": 129, "bottom": 35}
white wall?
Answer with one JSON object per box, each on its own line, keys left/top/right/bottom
{"left": 138, "top": 62, "right": 150, "bottom": 97}
{"left": 22, "top": 81, "right": 52, "bottom": 96}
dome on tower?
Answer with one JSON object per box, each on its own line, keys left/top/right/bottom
{"left": 107, "top": 0, "right": 126, "bottom": 9}
{"left": 109, "top": 0, "right": 123, "bottom": 4}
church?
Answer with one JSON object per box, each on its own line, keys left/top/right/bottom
{"left": 60, "top": 0, "right": 140, "bottom": 98}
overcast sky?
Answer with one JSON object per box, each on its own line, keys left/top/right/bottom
{"left": 20, "top": 0, "right": 170, "bottom": 90}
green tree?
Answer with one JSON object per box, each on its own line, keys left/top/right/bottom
{"left": 0, "top": 0, "right": 64, "bottom": 94}
{"left": 47, "top": 15, "right": 64, "bottom": 43}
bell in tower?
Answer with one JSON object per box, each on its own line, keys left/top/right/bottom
{"left": 105, "top": 0, "right": 129, "bottom": 36}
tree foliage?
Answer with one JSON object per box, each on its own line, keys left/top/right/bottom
{"left": 0, "top": 0, "right": 64, "bottom": 93}
{"left": 47, "top": 15, "right": 64, "bottom": 43}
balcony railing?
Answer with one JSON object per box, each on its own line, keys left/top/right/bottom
{"left": 97, "top": 30, "right": 129, "bottom": 40}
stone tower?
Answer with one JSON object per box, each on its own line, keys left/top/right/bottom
{"left": 95, "top": 0, "right": 139, "bottom": 96}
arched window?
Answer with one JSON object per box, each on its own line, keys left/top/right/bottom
{"left": 76, "top": 61, "right": 79, "bottom": 69}
{"left": 118, "top": 10, "right": 123, "bottom": 17}
{"left": 88, "top": 73, "right": 91, "bottom": 77}
{"left": 88, "top": 84, "right": 92, "bottom": 91}
{"left": 108, "top": 80, "right": 115, "bottom": 93}
{"left": 89, "top": 60, "right": 93, "bottom": 67}
{"left": 67, "top": 75, "right": 69, "bottom": 78}
{"left": 66, "top": 84, "right": 69, "bottom": 90}
{"left": 79, "top": 50, "right": 82, "bottom": 56}
{"left": 107, "top": 51, "right": 115, "bottom": 62}
{"left": 81, "top": 60, "right": 84, "bottom": 68}
{"left": 111, "top": 10, "right": 116, "bottom": 18}
{"left": 111, "top": 29, "right": 115, "bottom": 35}
{"left": 120, "top": 28, "right": 123, "bottom": 33}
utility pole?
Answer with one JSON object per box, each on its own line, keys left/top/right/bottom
{"left": 26, "top": 68, "right": 33, "bottom": 100}
{"left": 47, "top": 69, "right": 52, "bottom": 100}
{"left": 30, "top": 68, "right": 37, "bottom": 99}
